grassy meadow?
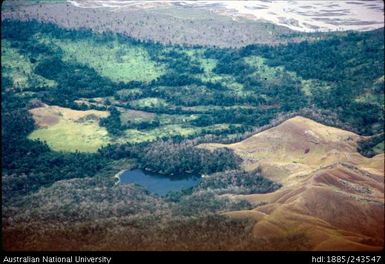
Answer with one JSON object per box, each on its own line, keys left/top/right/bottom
{"left": 1, "top": 40, "right": 57, "bottom": 89}
{"left": 37, "top": 35, "right": 165, "bottom": 83}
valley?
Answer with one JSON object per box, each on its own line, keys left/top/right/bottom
{"left": 1, "top": 0, "right": 384, "bottom": 252}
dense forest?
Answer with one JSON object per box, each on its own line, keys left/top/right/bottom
{"left": 99, "top": 140, "right": 241, "bottom": 175}
{"left": 2, "top": 20, "right": 383, "bottom": 137}
{"left": 2, "top": 18, "right": 384, "bottom": 197}
{"left": 1, "top": 18, "right": 384, "bottom": 250}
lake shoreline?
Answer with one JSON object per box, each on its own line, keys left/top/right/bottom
{"left": 118, "top": 168, "right": 201, "bottom": 196}
{"left": 113, "top": 169, "right": 126, "bottom": 185}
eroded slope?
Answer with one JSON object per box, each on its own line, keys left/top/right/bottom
{"left": 202, "top": 116, "right": 384, "bottom": 250}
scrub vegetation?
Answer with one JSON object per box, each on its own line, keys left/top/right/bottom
{"left": 2, "top": 17, "right": 383, "bottom": 250}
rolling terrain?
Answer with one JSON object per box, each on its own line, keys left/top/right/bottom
{"left": 3, "top": 116, "right": 383, "bottom": 250}
{"left": 1, "top": 0, "right": 384, "bottom": 251}
{"left": 202, "top": 116, "right": 384, "bottom": 250}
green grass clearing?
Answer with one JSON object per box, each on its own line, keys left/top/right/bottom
{"left": 1, "top": 40, "right": 57, "bottom": 89}
{"left": 119, "top": 109, "right": 155, "bottom": 125}
{"left": 244, "top": 55, "right": 332, "bottom": 97}
{"left": 115, "top": 89, "right": 143, "bottom": 100}
{"left": 196, "top": 57, "right": 244, "bottom": 91}
{"left": 158, "top": 114, "right": 199, "bottom": 125}
{"left": 28, "top": 119, "right": 111, "bottom": 153}
{"left": 130, "top": 97, "right": 170, "bottom": 108}
{"left": 373, "top": 142, "right": 384, "bottom": 155}
{"left": 35, "top": 35, "right": 165, "bottom": 83}
{"left": 179, "top": 50, "right": 245, "bottom": 92}
{"left": 116, "top": 124, "right": 200, "bottom": 144}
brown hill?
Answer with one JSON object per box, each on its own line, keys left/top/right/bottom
{"left": 201, "top": 116, "right": 384, "bottom": 250}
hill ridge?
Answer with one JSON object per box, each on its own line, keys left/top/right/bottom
{"left": 204, "top": 116, "right": 383, "bottom": 250}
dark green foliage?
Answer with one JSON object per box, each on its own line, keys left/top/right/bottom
{"left": 2, "top": 19, "right": 383, "bottom": 207}
{"left": 3, "top": 19, "right": 383, "bottom": 137}
{"left": 201, "top": 30, "right": 384, "bottom": 135}
{"left": 258, "top": 29, "right": 384, "bottom": 135}
{"left": 1, "top": 92, "right": 48, "bottom": 172}
{"left": 139, "top": 141, "right": 241, "bottom": 175}
{"left": 212, "top": 51, "right": 254, "bottom": 75}
{"left": 99, "top": 107, "right": 160, "bottom": 135}
{"left": 99, "top": 107, "right": 124, "bottom": 135}
{"left": 138, "top": 141, "right": 242, "bottom": 175}
{"left": 2, "top": 20, "right": 124, "bottom": 105}
{"left": 1, "top": 17, "right": 383, "bottom": 252}
{"left": 98, "top": 140, "right": 241, "bottom": 176}
{"left": 161, "top": 50, "right": 204, "bottom": 74}
{"left": 264, "top": 30, "right": 384, "bottom": 82}
{"left": 34, "top": 57, "right": 118, "bottom": 103}
{"left": 192, "top": 108, "right": 277, "bottom": 127}
{"left": 357, "top": 134, "right": 384, "bottom": 157}
{"left": 1, "top": 93, "right": 109, "bottom": 202}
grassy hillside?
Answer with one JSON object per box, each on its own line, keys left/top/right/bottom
{"left": 201, "top": 116, "right": 383, "bottom": 182}
{"left": 202, "top": 116, "right": 384, "bottom": 250}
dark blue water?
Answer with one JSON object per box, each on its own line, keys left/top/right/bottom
{"left": 119, "top": 169, "right": 201, "bottom": 196}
